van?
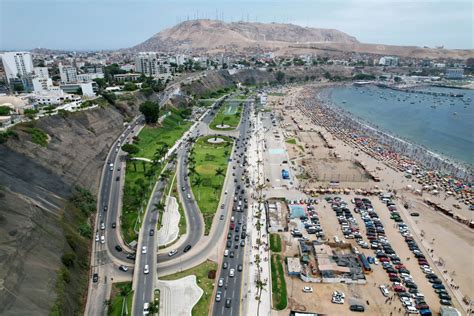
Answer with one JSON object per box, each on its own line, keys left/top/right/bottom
{"left": 231, "top": 216, "right": 235, "bottom": 222}
{"left": 333, "top": 236, "right": 340, "bottom": 243}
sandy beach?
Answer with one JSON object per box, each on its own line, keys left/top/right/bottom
{"left": 267, "top": 84, "right": 474, "bottom": 311}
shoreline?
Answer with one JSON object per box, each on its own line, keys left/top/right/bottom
{"left": 319, "top": 84, "right": 473, "bottom": 173}
{"left": 292, "top": 83, "right": 472, "bottom": 211}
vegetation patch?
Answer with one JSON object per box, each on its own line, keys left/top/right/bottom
{"left": 270, "top": 254, "right": 288, "bottom": 310}
{"left": 161, "top": 260, "right": 217, "bottom": 316}
{"left": 133, "top": 110, "right": 192, "bottom": 160}
{"left": 269, "top": 233, "right": 282, "bottom": 252}
{"left": 209, "top": 102, "right": 242, "bottom": 131}
{"left": 189, "top": 135, "right": 232, "bottom": 235}
{"left": 108, "top": 282, "right": 134, "bottom": 316}
{"left": 25, "top": 127, "right": 49, "bottom": 146}
{"left": 285, "top": 138, "right": 296, "bottom": 145}
{"left": 121, "top": 160, "right": 161, "bottom": 243}
{"left": 50, "top": 187, "right": 95, "bottom": 316}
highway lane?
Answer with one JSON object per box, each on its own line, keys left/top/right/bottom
{"left": 212, "top": 99, "right": 254, "bottom": 316}
{"left": 85, "top": 116, "right": 143, "bottom": 316}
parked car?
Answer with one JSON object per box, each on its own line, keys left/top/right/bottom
{"left": 303, "top": 287, "right": 313, "bottom": 293}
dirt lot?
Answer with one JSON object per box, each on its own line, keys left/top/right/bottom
{"left": 273, "top": 194, "right": 464, "bottom": 315}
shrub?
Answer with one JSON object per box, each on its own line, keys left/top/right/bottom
{"left": 61, "top": 252, "right": 76, "bottom": 267}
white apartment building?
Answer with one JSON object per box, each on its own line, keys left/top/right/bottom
{"left": 1, "top": 52, "right": 34, "bottom": 83}
{"left": 77, "top": 72, "right": 104, "bottom": 83}
{"left": 32, "top": 77, "right": 54, "bottom": 93}
{"left": 445, "top": 68, "right": 464, "bottom": 79}
{"left": 59, "top": 64, "right": 78, "bottom": 83}
{"left": 135, "top": 52, "right": 171, "bottom": 80}
{"left": 34, "top": 67, "right": 49, "bottom": 79}
{"left": 378, "top": 56, "right": 399, "bottom": 67}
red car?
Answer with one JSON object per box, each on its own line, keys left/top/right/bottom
{"left": 388, "top": 273, "right": 398, "bottom": 278}
{"left": 230, "top": 223, "right": 235, "bottom": 230}
{"left": 395, "top": 264, "right": 406, "bottom": 269}
{"left": 393, "top": 286, "right": 406, "bottom": 293}
{"left": 380, "top": 257, "right": 390, "bottom": 263}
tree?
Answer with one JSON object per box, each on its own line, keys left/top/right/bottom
{"left": 122, "top": 143, "right": 140, "bottom": 155}
{"left": 13, "top": 83, "right": 24, "bottom": 92}
{"left": 215, "top": 167, "right": 225, "bottom": 177}
{"left": 123, "top": 82, "right": 137, "bottom": 91}
{"left": 139, "top": 101, "right": 160, "bottom": 124}
{"left": 61, "top": 252, "right": 76, "bottom": 267}
{"left": 275, "top": 71, "right": 285, "bottom": 83}
{"left": 192, "top": 176, "right": 203, "bottom": 200}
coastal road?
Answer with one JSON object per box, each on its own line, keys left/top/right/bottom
{"left": 212, "top": 99, "right": 254, "bottom": 316}
{"left": 85, "top": 115, "right": 143, "bottom": 316}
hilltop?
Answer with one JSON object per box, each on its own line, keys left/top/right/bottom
{"left": 128, "top": 19, "right": 473, "bottom": 59}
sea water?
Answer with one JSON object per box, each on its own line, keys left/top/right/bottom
{"left": 324, "top": 85, "right": 474, "bottom": 166}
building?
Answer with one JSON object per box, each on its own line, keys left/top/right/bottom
{"left": 32, "top": 77, "right": 54, "bottom": 93}
{"left": 114, "top": 73, "right": 142, "bottom": 82}
{"left": 59, "top": 64, "right": 78, "bottom": 84}
{"left": 76, "top": 72, "right": 104, "bottom": 83}
{"left": 378, "top": 56, "right": 399, "bottom": 67}
{"left": 445, "top": 68, "right": 464, "bottom": 79}
{"left": 34, "top": 90, "right": 81, "bottom": 106}
{"left": 135, "top": 52, "right": 172, "bottom": 80}
{"left": 287, "top": 257, "right": 302, "bottom": 276}
{"left": 34, "top": 67, "right": 49, "bottom": 79}
{"left": 1, "top": 52, "right": 34, "bottom": 83}
{"left": 60, "top": 82, "right": 97, "bottom": 97}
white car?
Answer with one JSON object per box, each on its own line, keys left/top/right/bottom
{"left": 379, "top": 285, "right": 390, "bottom": 297}
{"left": 229, "top": 268, "right": 235, "bottom": 277}
{"left": 224, "top": 249, "right": 229, "bottom": 257}
{"left": 144, "top": 264, "right": 149, "bottom": 274}
{"left": 333, "top": 291, "right": 345, "bottom": 299}
{"left": 95, "top": 234, "right": 100, "bottom": 242}
{"left": 406, "top": 306, "right": 418, "bottom": 314}
{"left": 168, "top": 249, "right": 177, "bottom": 257}
{"left": 142, "top": 246, "right": 147, "bottom": 254}
{"left": 303, "top": 287, "right": 313, "bottom": 293}
{"left": 100, "top": 235, "right": 105, "bottom": 244}
{"left": 218, "top": 278, "right": 224, "bottom": 287}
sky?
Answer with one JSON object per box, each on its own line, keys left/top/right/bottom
{"left": 0, "top": 0, "right": 472, "bottom": 51}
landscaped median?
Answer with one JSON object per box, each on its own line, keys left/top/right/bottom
{"left": 160, "top": 260, "right": 217, "bottom": 316}
{"left": 121, "top": 109, "right": 192, "bottom": 244}
{"left": 270, "top": 254, "right": 288, "bottom": 310}
{"left": 209, "top": 101, "right": 242, "bottom": 131}
{"left": 108, "top": 282, "right": 133, "bottom": 316}
{"left": 188, "top": 135, "right": 233, "bottom": 235}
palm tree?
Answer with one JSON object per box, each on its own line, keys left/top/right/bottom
{"left": 215, "top": 167, "right": 225, "bottom": 178}
{"left": 132, "top": 160, "right": 137, "bottom": 172}
{"left": 153, "top": 201, "right": 164, "bottom": 212}
{"left": 188, "top": 165, "right": 196, "bottom": 177}
{"left": 192, "top": 175, "right": 203, "bottom": 200}
{"left": 142, "top": 160, "right": 147, "bottom": 173}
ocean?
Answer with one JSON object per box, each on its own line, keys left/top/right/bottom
{"left": 323, "top": 85, "right": 474, "bottom": 166}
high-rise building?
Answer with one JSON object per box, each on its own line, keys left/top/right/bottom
{"left": 0, "top": 52, "right": 34, "bottom": 83}
{"left": 34, "top": 67, "right": 50, "bottom": 79}
{"left": 59, "top": 64, "right": 78, "bottom": 84}
{"left": 135, "top": 52, "right": 171, "bottom": 80}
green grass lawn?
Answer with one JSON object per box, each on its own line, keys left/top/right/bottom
{"left": 270, "top": 254, "right": 287, "bottom": 310}
{"left": 197, "top": 99, "right": 216, "bottom": 107}
{"left": 161, "top": 260, "right": 217, "bottom": 316}
{"left": 133, "top": 111, "right": 192, "bottom": 160}
{"left": 269, "top": 233, "right": 282, "bottom": 253}
{"left": 121, "top": 160, "right": 162, "bottom": 243}
{"left": 189, "top": 135, "right": 233, "bottom": 235}
{"left": 285, "top": 138, "right": 296, "bottom": 145}
{"left": 209, "top": 102, "right": 242, "bottom": 131}
{"left": 108, "top": 282, "right": 133, "bottom": 316}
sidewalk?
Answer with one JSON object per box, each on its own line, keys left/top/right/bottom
{"left": 157, "top": 276, "right": 202, "bottom": 316}
{"left": 157, "top": 196, "right": 180, "bottom": 247}
{"left": 244, "top": 110, "right": 272, "bottom": 316}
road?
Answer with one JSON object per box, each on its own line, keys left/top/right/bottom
{"left": 211, "top": 99, "right": 254, "bottom": 316}
{"left": 85, "top": 116, "right": 144, "bottom": 316}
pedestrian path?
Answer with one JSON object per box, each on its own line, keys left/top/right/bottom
{"left": 157, "top": 196, "right": 180, "bottom": 246}
{"left": 157, "top": 276, "right": 202, "bottom": 316}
